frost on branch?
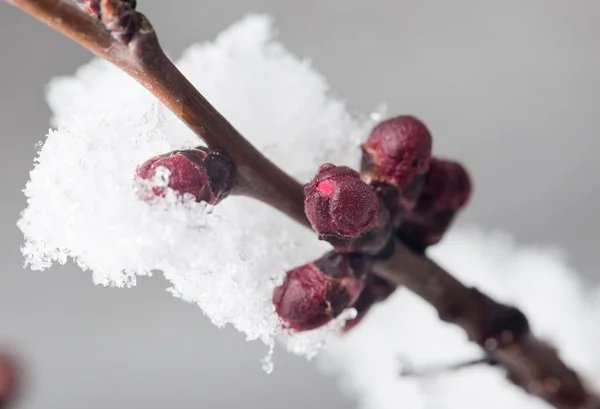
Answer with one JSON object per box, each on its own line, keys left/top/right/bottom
{"left": 17, "top": 15, "right": 374, "bottom": 352}
{"left": 320, "top": 229, "right": 600, "bottom": 409}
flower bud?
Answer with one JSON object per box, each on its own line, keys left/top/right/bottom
{"left": 304, "top": 164, "right": 390, "bottom": 254}
{"left": 99, "top": 0, "right": 141, "bottom": 44}
{"left": 0, "top": 354, "right": 18, "bottom": 407}
{"left": 135, "top": 146, "right": 234, "bottom": 205}
{"left": 398, "top": 158, "right": 472, "bottom": 251}
{"left": 273, "top": 252, "right": 369, "bottom": 332}
{"left": 361, "top": 115, "right": 433, "bottom": 191}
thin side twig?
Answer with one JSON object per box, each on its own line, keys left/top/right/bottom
{"left": 399, "top": 356, "right": 496, "bottom": 377}
{"left": 5, "top": 1, "right": 600, "bottom": 408}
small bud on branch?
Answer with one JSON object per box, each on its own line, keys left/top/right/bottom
{"left": 135, "top": 147, "right": 234, "bottom": 205}
{"left": 398, "top": 158, "right": 472, "bottom": 252}
{"left": 273, "top": 252, "right": 369, "bottom": 331}
{"left": 361, "top": 116, "right": 432, "bottom": 230}
{"left": 304, "top": 164, "right": 391, "bottom": 254}
{"left": 0, "top": 354, "right": 18, "bottom": 409}
{"left": 97, "top": 0, "right": 142, "bottom": 44}
{"left": 361, "top": 115, "right": 432, "bottom": 192}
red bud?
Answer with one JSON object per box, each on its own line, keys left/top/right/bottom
{"left": 135, "top": 147, "right": 234, "bottom": 205}
{"left": 399, "top": 158, "right": 472, "bottom": 250}
{"left": 273, "top": 252, "right": 369, "bottom": 332}
{"left": 304, "top": 164, "right": 380, "bottom": 240}
{"left": 362, "top": 116, "right": 432, "bottom": 190}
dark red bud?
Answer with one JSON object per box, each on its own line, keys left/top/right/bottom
{"left": 135, "top": 146, "right": 234, "bottom": 205}
{"left": 0, "top": 355, "right": 18, "bottom": 407}
{"left": 98, "top": 0, "right": 141, "bottom": 44}
{"left": 420, "top": 158, "right": 472, "bottom": 212}
{"left": 361, "top": 115, "right": 433, "bottom": 190}
{"left": 273, "top": 252, "right": 369, "bottom": 332}
{"left": 304, "top": 164, "right": 385, "bottom": 249}
{"left": 398, "top": 158, "right": 472, "bottom": 250}
{"left": 343, "top": 275, "right": 396, "bottom": 332}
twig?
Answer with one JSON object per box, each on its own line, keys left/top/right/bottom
{"left": 5, "top": 1, "right": 600, "bottom": 408}
{"left": 6, "top": 0, "right": 306, "bottom": 225}
{"left": 399, "top": 356, "right": 496, "bottom": 377}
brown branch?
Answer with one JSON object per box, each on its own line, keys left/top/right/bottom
{"left": 6, "top": 0, "right": 306, "bottom": 226}
{"left": 374, "top": 240, "right": 600, "bottom": 409}
{"left": 6, "top": 1, "right": 600, "bottom": 408}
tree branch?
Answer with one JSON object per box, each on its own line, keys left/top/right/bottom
{"left": 6, "top": 1, "right": 600, "bottom": 408}
{"left": 375, "top": 240, "right": 600, "bottom": 409}
{"left": 6, "top": 0, "right": 307, "bottom": 226}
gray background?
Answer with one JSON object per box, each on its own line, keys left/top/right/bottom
{"left": 1, "top": 1, "right": 599, "bottom": 408}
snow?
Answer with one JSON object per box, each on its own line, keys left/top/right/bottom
{"left": 17, "top": 14, "right": 373, "bottom": 354}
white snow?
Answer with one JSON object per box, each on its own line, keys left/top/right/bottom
{"left": 18, "top": 14, "right": 373, "bottom": 353}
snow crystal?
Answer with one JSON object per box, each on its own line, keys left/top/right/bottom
{"left": 319, "top": 228, "right": 600, "bottom": 409}
{"left": 18, "top": 15, "right": 373, "bottom": 351}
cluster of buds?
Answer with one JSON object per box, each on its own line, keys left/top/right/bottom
{"left": 273, "top": 115, "right": 472, "bottom": 332}
{"left": 134, "top": 117, "right": 471, "bottom": 334}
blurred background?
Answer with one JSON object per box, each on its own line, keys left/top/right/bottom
{"left": 1, "top": 1, "right": 599, "bottom": 408}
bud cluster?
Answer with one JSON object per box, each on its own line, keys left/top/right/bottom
{"left": 133, "top": 117, "right": 471, "bottom": 334}
{"left": 274, "top": 115, "right": 472, "bottom": 332}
